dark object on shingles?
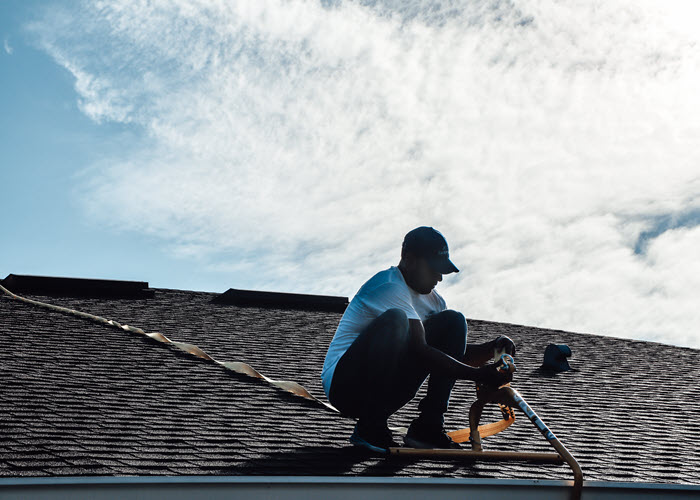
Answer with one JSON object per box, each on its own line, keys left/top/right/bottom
{"left": 541, "top": 344, "right": 573, "bottom": 373}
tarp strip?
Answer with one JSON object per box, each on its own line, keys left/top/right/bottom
{"left": 0, "top": 284, "right": 337, "bottom": 411}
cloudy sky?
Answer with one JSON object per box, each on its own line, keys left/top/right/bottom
{"left": 1, "top": 0, "right": 698, "bottom": 348}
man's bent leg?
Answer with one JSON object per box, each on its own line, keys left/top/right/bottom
{"left": 415, "top": 309, "right": 468, "bottom": 428}
{"left": 329, "top": 308, "right": 415, "bottom": 422}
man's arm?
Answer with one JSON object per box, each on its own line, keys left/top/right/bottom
{"left": 465, "top": 334, "right": 518, "bottom": 367}
{"left": 408, "top": 319, "right": 489, "bottom": 381}
{"left": 463, "top": 342, "right": 496, "bottom": 367}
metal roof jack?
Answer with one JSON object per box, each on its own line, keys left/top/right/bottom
{"left": 389, "top": 354, "right": 583, "bottom": 500}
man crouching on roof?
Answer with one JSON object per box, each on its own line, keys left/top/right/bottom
{"left": 321, "top": 226, "right": 515, "bottom": 452}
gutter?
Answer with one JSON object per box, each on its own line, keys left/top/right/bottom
{"left": 1, "top": 476, "right": 699, "bottom": 500}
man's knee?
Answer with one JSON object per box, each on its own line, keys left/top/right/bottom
{"left": 377, "top": 308, "right": 410, "bottom": 340}
{"left": 441, "top": 309, "right": 467, "bottom": 335}
{"left": 424, "top": 309, "right": 467, "bottom": 355}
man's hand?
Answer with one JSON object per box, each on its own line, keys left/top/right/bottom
{"left": 476, "top": 361, "right": 513, "bottom": 387}
{"left": 491, "top": 335, "right": 516, "bottom": 357}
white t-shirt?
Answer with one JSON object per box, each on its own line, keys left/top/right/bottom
{"left": 321, "top": 266, "right": 447, "bottom": 397}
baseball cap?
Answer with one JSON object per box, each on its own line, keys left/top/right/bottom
{"left": 402, "top": 226, "right": 459, "bottom": 274}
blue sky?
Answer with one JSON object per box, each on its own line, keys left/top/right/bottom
{"left": 1, "top": 1, "right": 699, "bottom": 348}
{"left": 0, "top": 1, "right": 231, "bottom": 292}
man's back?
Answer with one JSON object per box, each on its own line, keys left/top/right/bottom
{"left": 321, "top": 266, "right": 445, "bottom": 396}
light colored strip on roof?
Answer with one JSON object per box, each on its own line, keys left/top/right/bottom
{"left": 0, "top": 283, "right": 337, "bottom": 411}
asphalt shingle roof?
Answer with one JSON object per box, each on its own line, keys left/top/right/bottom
{"left": 1, "top": 280, "right": 699, "bottom": 484}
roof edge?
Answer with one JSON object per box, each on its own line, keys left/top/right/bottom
{"left": 212, "top": 287, "right": 348, "bottom": 313}
{"left": 1, "top": 476, "right": 698, "bottom": 500}
{"left": 1, "top": 476, "right": 699, "bottom": 488}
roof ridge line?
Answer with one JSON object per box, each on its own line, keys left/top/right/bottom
{"left": 0, "top": 283, "right": 338, "bottom": 414}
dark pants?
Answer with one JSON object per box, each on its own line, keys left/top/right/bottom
{"left": 328, "top": 308, "right": 467, "bottom": 427}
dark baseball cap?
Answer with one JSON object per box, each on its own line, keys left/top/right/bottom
{"left": 402, "top": 226, "right": 459, "bottom": 274}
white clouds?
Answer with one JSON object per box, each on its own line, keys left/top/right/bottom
{"left": 32, "top": 0, "right": 700, "bottom": 347}
{"left": 3, "top": 37, "right": 12, "bottom": 55}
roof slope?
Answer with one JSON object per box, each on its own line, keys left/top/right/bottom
{"left": 1, "top": 281, "right": 699, "bottom": 484}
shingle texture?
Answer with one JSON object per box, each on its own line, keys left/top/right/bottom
{"left": 1, "top": 285, "right": 699, "bottom": 484}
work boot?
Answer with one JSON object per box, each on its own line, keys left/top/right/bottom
{"left": 349, "top": 419, "right": 400, "bottom": 453}
{"left": 404, "top": 417, "right": 461, "bottom": 449}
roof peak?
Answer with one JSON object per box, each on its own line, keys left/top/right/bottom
{"left": 212, "top": 287, "right": 348, "bottom": 313}
{"left": 0, "top": 274, "right": 154, "bottom": 299}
